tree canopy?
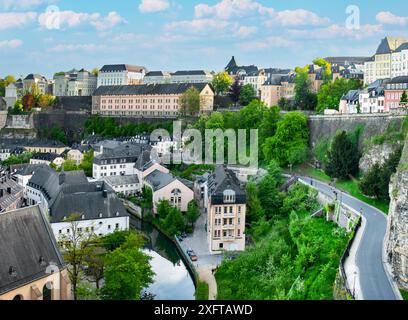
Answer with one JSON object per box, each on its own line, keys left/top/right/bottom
{"left": 212, "top": 71, "right": 233, "bottom": 95}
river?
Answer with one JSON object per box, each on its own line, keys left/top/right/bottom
{"left": 129, "top": 217, "right": 195, "bottom": 300}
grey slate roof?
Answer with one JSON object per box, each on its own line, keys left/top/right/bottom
{"left": 31, "top": 153, "right": 61, "bottom": 161}
{"left": 28, "top": 168, "right": 127, "bottom": 222}
{"left": 172, "top": 70, "right": 207, "bottom": 76}
{"left": 396, "top": 43, "right": 408, "bottom": 52}
{"left": 10, "top": 164, "right": 48, "bottom": 176}
{"left": 103, "top": 175, "right": 139, "bottom": 186}
{"left": 146, "top": 71, "right": 165, "bottom": 77}
{"left": 0, "top": 205, "right": 65, "bottom": 295}
{"left": 93, "top": 83, "right": 210, "bottom": 96}
{"left": 50, "top": 181, "right": 128, "bottom": 222}
{"left": 144, "top": 169, "right": 176, "bottom": 191}
{"left": 341, "top": 90, "right": 360, "bottom": 102}
{"left": 388, "top": 76, "right": 408, "bottom": 84}
{"left": 100, "top": 64, "right": 146, "bottom": 73}
{"left": 28, "top": 167, "right": 89, "bottom": 208}
{"left": 207, "top": 166, "right": 246, "bottom": 204}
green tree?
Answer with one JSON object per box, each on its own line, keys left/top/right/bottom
{"left": 239, "top": 84, "right": 256, "bottom": 106}
{"left": 246, "top": 181, "right": 265, "bottom": 223}
{"left": 294, "top": 67, "right": 317, "bottom": 110}
{"left": 157, "top": 199, "right": 173, "bottom": 220}
{"left": 212, "top": 71, "right": 233, "bottom": 95}
{"left": 400, "top": 90, "right": 408, "bottom": 104}
{"left": 59, "top": 213, "right": 99, "bottom": 300}
{"left": 258, "top": 161, "right": 283, "bottom": 219}
{"left": 101, "top": 231, "right": 154, "bottom": 300}
{"left": 229, "top": 77, "right": 242, "bottom": 105}
{"left": 313, "top": 58, "right": 332, "bottom": 82}
{"left": 316, "top": 78, "right": 362, "bottom": 113}
{"left": 179, "top": 86, "right": 201, "bottom": 117}
{"left": 359, "top": 147, "right": 402, "bottom": 201}
{"left": 325, "top": 131, "right": 360, "bottom": 179}
{"left": 79, "top": 149, "right": 94, "bottom": 177}
{"left": 186, "top": 200, "right": 200, "bottom": 229}
{"left": 63, "top": 159, "right": 78, "bottom": 171}
{"left": 278, "top": 97, "right": 289, "bottom": 110}
{"left": 263, "top": 112, "right": 309, "bottom": 166}
{"left": 162, "top": 206, "right": 186, "bottom": 236}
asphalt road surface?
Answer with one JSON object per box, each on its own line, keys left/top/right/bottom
{"left": 299, "top": 176, "right": 398, "bottom": 300}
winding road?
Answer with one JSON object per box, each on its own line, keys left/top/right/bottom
{"left": 299, "top": 176, "right": 400, "bottom": 300}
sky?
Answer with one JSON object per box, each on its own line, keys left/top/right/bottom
{"left": 1, "top": 0, "right": 408, "bottom": 78}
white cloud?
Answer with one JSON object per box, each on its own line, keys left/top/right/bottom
{"left": 38, "top": 10, "right": 125, "bottom": 31}
{"left": 0, "top": 12, "right": 37, "bottom": 30}
{"left": 236, "top": 26, "right": 257, "bottom": 38}
{"left": 0, "top": 39, "right": 23, "bottom": 49}
{"left": 288, "top": 24, "right": 383, "bottom": 40}
{"left": 272, "top": 9, "right": 330, "bottom": 26}
{"left": 90, "top": 12, "right": 127, "bottom": 31}
{"left": 139, "top": 0, "right": 170, "bottom": 13}
{"left": 165, "top": 19, "right": 232, "bottom": 34}
{"left": 376, "top": 11, "right": 408, "bottom": 26}
{"left": 195, "top": 0, "right": 274, "bottom": 19}
{"left": 0, "top": 0, "right": 54, "bottom": 10}
{"left": 49, "top": 43, "right": 105, "bottom": 52}
{"left": 238, "top": 36, "right": 296, "bottom": 51}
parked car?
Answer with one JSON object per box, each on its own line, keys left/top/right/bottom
{"left": 181, "top": 232, "right": 188, "bottom": 238}
{"left": 189, "top": 252, "right": 198, "bottom": 262}
{"left": 176, "top": 235, "right": 183, "bottom": 242}
{"left": 186, "top": 249, "right": 193, "bottom": 255}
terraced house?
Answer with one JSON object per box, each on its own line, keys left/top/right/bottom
{"left": 92, "top": 83, "right": 214, "bottom": 118}
{"left": 207, "top": 166, "right": 247, "bottom": 254}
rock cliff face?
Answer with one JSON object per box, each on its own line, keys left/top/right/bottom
{"left": 386, "top": 137, "right": 408, "bottom": 290}
{"left": 359, "top": 142, "right": 401, "bottom": 174}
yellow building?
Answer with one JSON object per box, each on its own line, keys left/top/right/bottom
{"left": 92, "top": 83, "right": 214, "bottom": 118}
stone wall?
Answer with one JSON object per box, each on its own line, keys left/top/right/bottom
{"left": 359, "top": 142, "right": 402, "bottom": 174}
{"left": 309, "top": 114, "right": 406, "bottom": 148}
{"left": 5, "top": 114, "right": 34, "bottom": 129}
{"left": 0, "top": 111, "right": 7, "bottom": 129}
{"left": 386, "top": 136, "right": 408, "bottom": 290}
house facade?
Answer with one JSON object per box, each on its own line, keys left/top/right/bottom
{"left": 144, "top": 169, "right": 194, "bottom": 213}
{"left": 0, "top": 205, "right": 71, "bottom": 300}
{"left": 26, "top": 167, "right": 129, "bottom": 240}
{"left": 384, "top": 76, "right": 408, "bottom": 112}
{"left": 97, "top": 64, "right": 147, "bottom": 87}
{"left": 364, "top": 37, "right": 406, "bottom": 85}
{"left": 92, "top": 83, "right": 214, "bottom": 118}
{"left": 207, "top": 166, "right": 246, "bottom": 254}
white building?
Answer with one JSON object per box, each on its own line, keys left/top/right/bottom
{"left": 26, "top": 167, "right": 129, "bottom": 240}
{"left": 4, "top": 83, "right": 18, "bottom": 108}
{"left": 391, "top": 43, "right": 408, "bottom": 78}
{"left": 242, "top": 69, "right": 267, "bottom": 97}
{"left": 144, "top": 169, "right": 194, "bottom": 213}
{"left": 23, "top": 74, "right": 50, "bottom": 94}
{"left": 97, "top": 64, "right": 147, "bottom": 87}
{"left": 364, "top": 37, "right": 406, "bottom": 85}
{"left": 53, "top": 69, "right": 97, "bottom": 97}
{"left": 103, "top": 175, "right": 141, "bottom": 197}
{"left": 170, "top": 70, "right": 213, "bottom": 84}
{"left": 143, "top": 71, "right": 171, "bottom": 84}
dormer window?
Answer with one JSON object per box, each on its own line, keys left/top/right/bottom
{"left": 99, "top": 213, "right": 103, "bottom": 218}
{"left": 223, "top": 189, "right": 236, "bottom": 203}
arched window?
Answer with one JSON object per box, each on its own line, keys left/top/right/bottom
{"left": 42, "top": 283, "right": 52, "bottom": 300}
{"left": 171, "top": 189, "right": 182, "bottom": 207}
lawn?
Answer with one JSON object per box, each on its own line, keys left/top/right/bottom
{"left": 195, "top": 280, "right": 209, "bottom": 300}
{"left": 295, "top": 165, "right": 389, "bottom": 214}
{"left": 400, "top": 289, "right": 408, "bottom": 300}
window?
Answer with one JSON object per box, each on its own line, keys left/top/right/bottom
{"left": 223, "top": 189, "right": 236, "bottom": 203}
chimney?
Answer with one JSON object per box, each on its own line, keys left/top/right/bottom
{"left": 100, "top": 146, "right": 104, "bottom": 154}
{"left": 103, "top": 190, "right": 108, "bottom": 198}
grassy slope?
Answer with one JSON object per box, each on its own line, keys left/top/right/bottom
{"left": 298, "top": 166, "right": 389, "bottom": 214}
{"left": 195, "top": 280, "right": 209, "bottom": 300}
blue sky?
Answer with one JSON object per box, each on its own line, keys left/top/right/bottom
{"left": 1, "top": 0, "right": 408, "bottom": 78}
